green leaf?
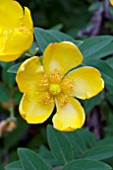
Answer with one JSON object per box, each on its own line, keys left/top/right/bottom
{"left": 106, "top": 92, "right": 113, "bottom": 106}
{"left": 38, "top": 145, "right": 59, "bottom": 166}
{"left": 50, "top": 23, "right": 63, "bottom": 30}
{"left": 62, "top": 159, "right": 112, "bottom": 170}
{"left": 89, "top": 42, "right": 113, "bottom": 59}
{"left": 83, "top": 59, "right": 113, "bottom": 86}
{"left": 83, "top": 92, "right": 104, "bottom": 114}
{"left": 0, "top": 83, "right": 10, "bottom": 102}
{"left": 0, "top": 61, "right": 6, "bottom": 68}
{"left": 34, "top": 27, "right": 82, "bottom": 52}
{"left": 78, "top": 129, "right": 98, "bottom": 148}
{"left": 47, "top": 125, "right": 74, "bottom": 165}
{"left": 8, "top": 63, "right": 21, "bottom": 74}
{"left": 106, "top": 57, "right": 113, "bottom": 69}
{"left": 82, "top": 145, "right": 113, "bottom": 161}
{"left": 95, "top": 137, "right": 113, "bottom": 147}
{"left": 63, "top": 128, "right": 98, "bottom": 158}
{"left": 79, "top": 36, "right": 113, "bottom": 58}
{"left": 63, "top": 130, "right": 87, "bottom": 158}
{"left": 5, "top": 161, "right": 23, "bottom": 170}
{"left": 2, "top": 62, "right": 15, "bottom": 87}
{"left": 18, "top": 148, "right": 52, "bottom": 170}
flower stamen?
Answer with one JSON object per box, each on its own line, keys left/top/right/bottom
{"left": 49, "top": 84, "right": 61, "bottom": 95}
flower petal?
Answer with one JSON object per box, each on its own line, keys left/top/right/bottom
{"left": 43, "top": 41, "right": 83, "bottom": 75}
{"left": 19, "top": 92, "right": 54, "bottom": 124}
{"left": 0, "top": 1, "right": 33, "bottom": 61}
{"left": 53, "top": 97, "right": 85, "bottom": 131}
{"left": 0, "top": 0, "right": 23, "bottom": 29}
{"left": 16, "top": 56, "right": 44, "bottom": 93}
{"left": 110, "top": 0, "right": 113, "bottom": 6}
{"left": 0, "top": 52, "right": 23, "bottom": 62}
{"left": 23, "top": 7, "right": 33, "bottom": 30}
{"left": 65, "top": 66, "right": 104, "bottom": 99}
{"left": 4, "top": 28, "right": 33, "bottom": 54}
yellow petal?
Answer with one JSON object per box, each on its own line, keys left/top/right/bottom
{"left": 53, "top": 97, "right": 85, "bottom": 131}
{"left": 43, "top": 41, "right": 83, "bottom": 75}
{"left": 16, "top": 56, "right": 44, "bottom": 93}
{"left": 110, "top": 0, "right": 113, "bottom": 5}
{"left": 0, "top": 52, "right": 23, "bottom": 62}
{"left": 19, "top": 92, "right": 54, "bottom": 124}
{"left": 0, "top": 0, "right": 23, "bottom": 29}
{"left": 23, "top": 7, "right": 33, "bottom": 30}
{"left": 65, "top": 66, "right": 104, "bottom": 99}
{"left": 4, "top": 28, "right": 33, "bottom": 54}
{"left": 0, "top": 1, "right": 33, "bottom": 61}
{"left": 0, "top": 29, "right": 8, "bottom": 52}
{"left": 0, "top": 22, "right": 33, "bottom": 62}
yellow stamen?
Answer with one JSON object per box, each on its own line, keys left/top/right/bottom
{"left": 39, "top": 92, "right": 54, "bottom": 105}
{"left": 49, "top": 84, "right": 61, "bottom": 95}
{"left": 48, "top": 71, "right": 63, "bottom": 84}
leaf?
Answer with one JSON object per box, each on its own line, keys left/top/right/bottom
{"left": 5, "top": 161, "right": 23, "bottom": 170}
{"left": 50, "top": 23, "right": 63, "bottom": 30}
{"left": 34, "top": 27, "right": 82, "bottom": 52}
{"left": 89, "top": 42, "right": 113, "bottom": 59}
{"left": 63, "top": 128, "right": 98, "bottom": 158}
{"left": 79, "top": 36, "right": 113, "bottom": 58}
{"left": 8, "top": 63, "right": 21, "bottom": 74}
{"left": 83, "top": 58, "right": 113, "bottom": 86}
{"left": 62, "top": 159, "right": 112, "bottom": 170}
{"left": 63, "top": 130, "right": 87, "bottom": 157}
{"left": 0, "top": 61, "right": 6, "bottom": 68}
{"left": 83, "top": 92, "right": 104, "bottom": 114}
{"left": 78, "top": 129, "right": 98, "bottom": 148}
{"left": 18, "top": 148, "right": 52, "bottom": 170}
{"left": 106, "top": 91, "right": 113, "bottom": 106}
{"left": 38, "top": 145, "right": 59, "bottom": 166}
{"left": 82, "top": 145, "right": 113, "bottom": 161}
{"left": 95, "top": 137, "right": 113, "bottom": 147}
{"left": 2, "top": 62, "right": 15, "bottom": 87}
{"left": 0, "top": 83, "right": 10, "bottom": 102}
{"left": 47, "top": 125, "right": 74, "bottom": 165}
{"left": 106, "top": 57, "right": 113, "bottom": 69}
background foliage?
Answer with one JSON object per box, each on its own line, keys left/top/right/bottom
{"left": 1, "top": 0, "right": 113, "bottom": 170}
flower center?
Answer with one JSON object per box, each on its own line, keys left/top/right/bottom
{"left": 49, "top": 84, "right": 61, "bottom": 95}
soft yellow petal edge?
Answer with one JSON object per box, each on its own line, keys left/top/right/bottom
{"left": 19, "top": 92, "right": 54, "bottom": 124}
{"left": 16, "top": 56, "right": 44, "bottom": 93}
{"left": 53, "top": 97, "right": 85, "bottom": 132}
{"left": 110, "top": 0, "right": 113, "bottom": 6}
{"left": 43, "top": 41, "right": 83, "bottom": 75}
{"left": 65, "top": 66, "right": 104, "bottom": 100}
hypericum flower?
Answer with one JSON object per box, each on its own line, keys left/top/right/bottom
{"left": 0, "top": 0, "right": 33, "bottom": 62}
{"left": 16, "top": 41, "right": 104, "bottom": 131}
{"left": 110, "top": 0, "right": 113, "bottom": 5}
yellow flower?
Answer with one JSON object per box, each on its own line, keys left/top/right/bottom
{"left": 0, "top": 0, "right": 33, "bottom": 62}
{"left": 110, "top": 0, "right": 113, "bottom": 5}
{"left": 16, "top": 41, "right": 104, "bottom": 131}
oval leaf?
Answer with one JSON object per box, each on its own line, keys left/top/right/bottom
{"left": 82, "top": 145, "right": 113, "bottom": 161}
{"left": 79, "top": 36, "right": 113, "bottom": 58}
{"left": 18, "top": 148, "right": 52, "bottom": 170}
{"left": 8, "top": 63, "right": 21, "bottom": 74}
{"left": 47, "top": 125, "right": 74, "bottom": 165}
{"left": 5, "top": 161, "right": 23, "bottom": 170}
{"left": 34, "top": 27, "right": 82, "bottom": 52}
{"left": 62, "top": 159, "right": 111, "bottom": 170}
